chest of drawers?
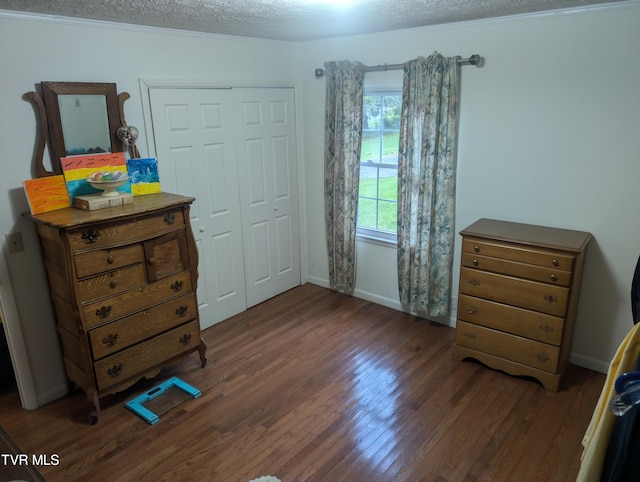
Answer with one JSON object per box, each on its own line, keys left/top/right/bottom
{"left": 452, "top": 218, "right": 591, "bottom": 391}
{"left": 25, "top": 193, "right": 207, "bottom": 423}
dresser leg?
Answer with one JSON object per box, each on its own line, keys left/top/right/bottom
{"left": 198, "top": 339, "right": 208, "bottom": 368}
{"left": 87, "top": 389, "right": 101, "bottom": 425}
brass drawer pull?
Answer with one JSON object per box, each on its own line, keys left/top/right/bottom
{"left": 102, "top": 333, "right": 119, "bottom": 347}
{"left": 176, "top": 306, "right": 188, "bottom": 317}
{"left": 468, "top": 279, "right": 480, "bottom": 287}
{"left": 110, "top": 279, "right": 119, "bottom": 289}
{"left": 552, "top": 259, "right": 559, "bottom": 267}
{"left": 179, "top": 334, "right": 192, "bottom": 345}
{"left": 539, "top": 324, "right": 554, "bottom": 333}
{"left": 95, "top": 305, "right": 113, "bottom": 319}
{"left": 148, "top": 257, "right": 156, "bottom": 265}
{"left": 82, "top": 230, "right": 100, "bottom": 244}
{"left": 472, "top": 259, "right": 479, "bottom": 266}
{"left": 107, "top": 363, "right": 123, "bottom": 378}
{"left": 474, "top": 245, "right": 480, "bottom": 253}
{"left": 164, "top": 212, "right": 175, "bottom": 225}
{"left": 544, "top": 294, "right": 558, "bottom": 304}
{"left": 549, "top": 274, "right": 558, "bottom": 282}
{"left": 171, "top": 280, "right": 184, "bottom": 292}
{"left": 537, "top": 353, "right": 550, "bottom": 363}
{"left": 466, "top": 307, "right": 476, "bottom": 315}
{"left": 107, "top": 255, "right": 115, "bottom": 264}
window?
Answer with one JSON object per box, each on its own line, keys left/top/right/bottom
{"left": 358, "top": 92, "right": 401, "bottom": 242}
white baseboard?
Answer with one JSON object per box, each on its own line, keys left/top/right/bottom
{"left": 37, "top": 383, "right": 69, "bottom": 408}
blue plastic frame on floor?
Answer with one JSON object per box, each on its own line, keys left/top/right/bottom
{"left": 125, "top": 376, "right": 201, "bottom": 425}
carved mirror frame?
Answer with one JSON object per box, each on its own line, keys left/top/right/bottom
{"left": 24, "top": 82, "right": 135, "bottom": 178}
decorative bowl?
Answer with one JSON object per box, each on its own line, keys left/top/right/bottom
{"left": 87, "top": 172, "right": 129, "bottom": 197}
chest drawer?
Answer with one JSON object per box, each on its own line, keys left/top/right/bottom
{"left": 77, "top": 264, "right": 146, "bottom": 302}
{"left": 82, "top": 272, "right": 192, "bottom": 328}
{"left": 457, "top": 294, "right": 564, "bottom": 345}
{"left": 462, "top": 238, "right": 575, "bottom": 271}
{"left": 89, "top": 294, "right": 198, "bottom": 360}
{"left": 461, "top": 252, "right": 572, "bottom": 286}
{"left": 455, "top": 320, "right": 560, "bottom": 373}
{"left": 68, "top": 209, "right": 185, "bottom": 251}
{"left": 94, "top": 319, "right": 200, "bottom": 391}
{"left": 460, "top": 267, "right": 569, "bottom": 317}
{"left": 75, "top": 244, "right": 144, "bottom": 279}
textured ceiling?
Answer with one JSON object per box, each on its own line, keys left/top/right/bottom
{"left": 0, "top": 0, "right": 623, "bottom": 41}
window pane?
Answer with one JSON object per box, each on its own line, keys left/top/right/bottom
{"left": 363, "top": 96, "right": 381, "bottom": 130}
{"left": 378, "top": 167, "right": 397, "bottom": 201}
{"left": 361, "top": 131, "right": 381, "bottom": 162}
{"left": 381, "top": 132, "right": 399, "bottom": 162}
{"left": 378, "top": 200, "right": 397, "bottom": 233}
{"left": 382, "top": 96, "right": 402, "bottom": 129}
{"left": 359, "top": 165, "right": 379, "bottom": 198}
{"left": 357, "top": 198, "right": 377, "bottom": 229}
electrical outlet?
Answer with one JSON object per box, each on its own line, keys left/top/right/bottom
{"left": 6, "top": 232, "right": 24, "bottom": 254}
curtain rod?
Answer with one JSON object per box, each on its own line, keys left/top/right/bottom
{"left": 314, "top": 54, "right": 482, "bottom": 79}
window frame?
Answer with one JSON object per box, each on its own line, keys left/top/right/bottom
{"left": 357, "top": 90, "right": 402, "bottom": 245}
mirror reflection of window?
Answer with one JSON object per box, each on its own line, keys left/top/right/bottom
{"left": 58, "top": 94, "right": 112, "bottom": 155}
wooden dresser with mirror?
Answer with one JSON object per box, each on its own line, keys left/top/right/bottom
{"left": 23, "top": 82, "right": 206, "bottom": 423}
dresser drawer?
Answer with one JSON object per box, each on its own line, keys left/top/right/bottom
{"left": 89, "top": 294, "right": 198, "bottom": 360}
{"left": 455, "top": 320, "right": 560, "bottom": 373}
{"left": 460, "top": 267, "right": 569, "bottom": 317}
{"left": 75, "top": 244, "right": 144, "bottom": 278}
{"left": 461, "top": 253, "right": 572, "bottom": 287}
{"left": 77, "top": 264, "right": 146, "bottom": 302}
{"left": 82, "top": 272, "right": 193, "bottom": 328}
{"left": 462, "top": 238, "right": 575, "bottom": 271}
{"left": 68, "top": 209, "right": 185, "bottom": 251}
{"left": 94, "top": 320, "right": 200, "bottom": 391}
{"left": 457, "top": 294, "right": 564, "bottom": 345}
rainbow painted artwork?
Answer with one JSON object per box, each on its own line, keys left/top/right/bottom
{"left": 23, "top": 175, "right": 71, "bottom": 215}
{"left": 127, "top": 157, "right": 161, "bottom": 195}
{"left": 61, "top": 152, "right": 131, "bottom": 201}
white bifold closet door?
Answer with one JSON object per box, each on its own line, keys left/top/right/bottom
{"left": 149, "top": 87, "right": 300, "bottom": 329}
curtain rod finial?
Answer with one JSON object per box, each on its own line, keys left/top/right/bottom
{"left": 315, "top": 68, "right": 325, "bottom": 78}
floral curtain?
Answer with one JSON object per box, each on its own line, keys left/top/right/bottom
{"left": 324, "top": 60, "right": 365, "bottom": 294}
{"left": 397, "top": 53, "right": 460, "bottom": 317}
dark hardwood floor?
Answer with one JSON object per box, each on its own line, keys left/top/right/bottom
{"left": 0, "top": 283, "right": 605, "bottom": 481}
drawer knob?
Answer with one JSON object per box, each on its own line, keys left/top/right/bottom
{"left": 537, "top": 353, "right": 550, "bottom": 363}
{"left": 466, "top": 307, "right": 476, "bottom": 315}
{"left": 171, "top": 280, "right": 184, "bottom": 292}
{"left": 81, "top": 230, "right": 100, "bottom": 244}
{"left": 110, "top": 279, "right": 119, "bottom": 289}
{"left": 176, "top": 306, "right": 189, "bottom": 317}
{"left": 102, "top": 333, "right": 119, "bottom": 347}
{"left": 549, "top": 274, "right": 558, "bottom": 282}
{"left": 544, "top": 294, "right": 558, "bottom": 304}
{"left": 539, "top": 324, "right": 554, "bottom": 333}
{"left": 472, "top": 259, "right": 479, "bottom": 266}
{"left": 164, "top": 212, "right": 176, "bottom": 225}
{"left": 468, "top": 279, "right": 481, "bottom": 287}
{"left": 463, "top": 332, "right": 476, "bottom": 340}
{"left": 552, "top": 259, "right": 559, "bottom": 267}
{"left": 107, "top": 255, "right": 115, "bottom": 264}
{"left": 148, "top": 257, "right": 156, "bottom": 265}
{"left": 95, "top": 305, "right": 113, "bottom": 319}
{"left": 107, "top": 363, "right": 123, "bottom": 378}
{"left": 179, "top": 333, "right": 192, "bottom": 345}
{"left": 474, "top": 245, "right": 480, "bottom": 253}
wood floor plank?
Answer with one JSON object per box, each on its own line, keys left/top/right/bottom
{"left": 0, "top": 283, "right": 605, "bottom": 481}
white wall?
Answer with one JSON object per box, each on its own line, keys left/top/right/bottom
{"left": 301, "top": 2, "right": 640, "bottom": 373}
{"left": 0, "top": 13, "right": 303, "bottom": 406}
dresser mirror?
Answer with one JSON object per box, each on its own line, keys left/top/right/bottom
{"left": 41, "top": 82, "right": 122, "bottom": 172}
{"left": 24, "top": 81, "right": 136, "bottom": 178}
